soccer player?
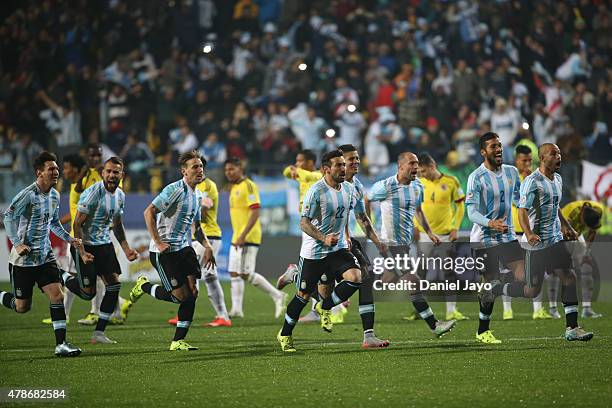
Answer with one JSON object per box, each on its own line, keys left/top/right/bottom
{"left": 334, "top": 144, "right": 389, "bottom": 348}
{"left": 41, "top": 153, "right": 87, "bottom": 325}
{"left": 224, "top": 157, "right": 286, "bottom": 318}
{"left": 559, "top": 200, "right": 605, "bottom": 318}
{"left": 465, "top": 132, "right": 526, "bottom": 344}
{"left": 73, "top": 144, "right": 130, "bottom": 326}
{"left": 414, "top": 153, "right": 468, "bottom": 321}
{"left": 61, "top": 157, "right": 139, "bottom": 344}
{"left": 167, "top": 157, "right": 231, "bottom": 327}
{"left": 369, "top": 152, "right": 457, "bottom": 338}
{"left": 1, "top": 151, "right": 82, "bottom": 357}
{"left": 129, "top": 150, "right": 216, "bottom": 350}
{"left": 277, "top": 150, "right": 364, "bottom": 352}
{"left": 503, "top": 145, "right": 553, "bottom": 320}
{"left": 517, "top": 143, "right": 593, "bottom": 341}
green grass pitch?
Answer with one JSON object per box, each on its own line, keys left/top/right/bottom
{"left": 1, "top": 283, "right": 611, "bottom": 408}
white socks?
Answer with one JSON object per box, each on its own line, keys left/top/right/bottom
{"left": 204, "top": 275, "right": 230, "bottom": 320}
{"left": 249, "top": 273, "right": 283, "bottom": 300}
{"left": 230, "top": 277, "right": 245, "bottom": 314}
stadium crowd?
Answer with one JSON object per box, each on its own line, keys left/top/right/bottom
{"left": 0, "top": 0, "right": 610, "bottom": 202}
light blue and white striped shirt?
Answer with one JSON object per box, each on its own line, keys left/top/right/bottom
{"left": 368, "top": 175, "right": 423, "bottom": 246}
{"left": 77, "top": 182, "right": 125, "bottom": 246}
{"left": 4, "top": 183, "right": 71, "bottom": 267}
{"left": 466, "top": 164, "right": 520, "bottom": 247}
{"left": 518, "top": 169, "right": 563, "bottom": 251}
{"left": 300, "top": 178, "right": 356, "bottom": 259}
{"left": 149, "top": 179, "right": 202, "bottom": 253}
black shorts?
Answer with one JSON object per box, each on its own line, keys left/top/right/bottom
{"left": 474, "top": 241, "right": 524, "bottom": 278}
{"left": 149, "top": 246, "right": 200, "bottom": 291}
{"left": 71, "top": 243, "right": 121, "bottom": 288}
{"left": 525, "top": 241, "right": 573, "bottom": 288}
{"left": 9, "top": 262, "right": 62, "bottom": 299}
{"left": 298, "top": 249, "right": 360, "bottom": 294}
{"left": 350, "top": 238, "right": 371, "bottom": 278}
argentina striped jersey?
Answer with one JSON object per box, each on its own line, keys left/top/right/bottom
{"left": 300, "top": 178, "right": 356, "bottom": 259}
{"left": 466, "top": 164, "right": 520, "bottom": 247}
{"left": 368, "top": 175, "right": 423, "bottom": 245}
{"left": 149, "top": 179, "right": 202, "bottom": 253}
{"left": 77, "top": 181, "right": 125, "bottom": 246}
{"left": 4, "top": 183, "right": 71, "bottom": 267}
{"left": 518, "top": 169, "right": 563, "bottom": 250}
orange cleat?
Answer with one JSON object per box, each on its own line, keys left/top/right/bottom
{"left": 203, "top": 317, "right": 232, "bottom": 327}
{"left": 167, "top": 315, "right": 179, "bottom": 326}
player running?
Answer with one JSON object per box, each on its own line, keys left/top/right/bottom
{"left": 368, "top": 152, "right": 457, "bottom": 338}
{"left": 1, "top": 151, "right": 83, "bottom": 357}
{"left": 129, "top": 151, "right": 216, "bottom": 351}
{"left": 277, "top": 150, "right": 363, "bottom": 352}
{"left": 62, "top": 157, "right": 138, "bottom": 344}
{"left": 517, "top": 143, "right": 593, "bottom": 341}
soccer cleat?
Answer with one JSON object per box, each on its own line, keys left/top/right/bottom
{"left": 331, "top": 304, "right": 348, "bottom": 324}
{"left": 54, "top": 341, "right": 82, "bottom": 357}
{"left": 168, "top": 315, "right": 179, "bottom": 326}
{"left": 110, "top": 317, "right": 124, "bottom": 325}
{"left": 274, "top": 292, "right": 288, "bottom": 319}
{"left": 315, "top": 302, "right": 333, "bottom": 333}
{"left": 549, "top": 307, "right": 562, "bottom": 319}
{"left": 203, "top": 317, "right": 232, "bottom": 327}
{"left": 78, "top": 313, "right": 99, "bottom": 325}
{"left": 476, "top": 330, "right": 502, "bottom": 344}
{"left": 362, "top": 334, "right": 390, "bottom": 349}
{"left": 503, "top": 310, "right": 514, "bottom": 320}
{"left": 276, "top": 264, "right": 298, "bottom": 290}
{"left": 169, "top": 340, "right": 198, "bottom": 351}
{"left": 532, "top": 308, "right": 552, "bottom": 320}
{"left": 130, "top": 275, "right": 149, "bottom": 303}
{"left": 277, "top": 330, "right": 296, "bottom": 352}
{"left": 120, "top": 299, "right": 133, "bottom": 320}
{"left": 446, "top": 310, "right": 469, "bottom": 321}
{"left": 431, "top": 320, "right": 456, "bottom": 338}
{"left": 298, "top": 310, "right": 320, "bottom": 322}
{"left": 229, "top": 310, "right": 244, "bottom": 318}
{"left": 91, "top": 331, "right": 117, "bottom": 344}
{"left": 402, "top": 311, "right": 420, "bottom": 321}
{"left": 42, "top": 317, "right": 70, "bottom": 324}
{"left": 581, "top": 308, "right": 603, "bottom": 319}
{"left": 564, "top": 326, "right": 594, "bottom": 342}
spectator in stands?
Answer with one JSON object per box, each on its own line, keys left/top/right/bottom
{"left": 120, "top": 131, "right": 154, "bottom": 192}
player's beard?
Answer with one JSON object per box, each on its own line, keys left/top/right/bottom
{"left": 104, "top": 179, "right": 119, "bottom": 192}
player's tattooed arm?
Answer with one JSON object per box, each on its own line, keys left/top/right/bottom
{"left": 113, "top": 215, "right": 138, "bottom": 261}
{"left": 144, "top": 204, "right": 169, "bottom": 252}
{"left": 300, "top": 216, "right": 325, "bottom": 242}
{"left": 355, "top": 212, "right": 387, "bottom": 255}
{"left": 73, "top": 211, "right": 94, "bottom": 262}
{"left": 193, "top": 223, "right": 216, "bottom": 269}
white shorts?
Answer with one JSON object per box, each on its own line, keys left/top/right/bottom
{"left": 192, "top": 239, "right": 222, "bottom": 277}
{"left": 58, "top": 245, "right": 77, "bottom": 274}
{"left": 228, "top": 245, "right": 259, "bottom": 275}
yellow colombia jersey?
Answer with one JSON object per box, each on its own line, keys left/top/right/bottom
{"left": 511, "top": 173, "right": 526, "bottom": 233}
{"left": 283, "top": 166, "right": 322, "bottom": 211}
{"left": 417, "top": 174, "right": 465, "bottom": 234}
{"left": 69, "top": 168, "right": 103, "bottom": 237}
{"left": 229, "top": 178, "right": 262, "bottom": 245}
{"left": 196, "top": 177, "right": 222, "bottom": 238}
{"left": 562, "top": 200, "right": 606, "bottom": 236}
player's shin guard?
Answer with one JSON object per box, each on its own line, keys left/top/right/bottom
{"left": 142, "top": 282, "right": 175, "bottom": 302}
{"left": 0, "top": 291, "right": 16, "bottom": 311}
{"left": 359, "top": 276, "right": 375, "bottom": 333}
{"left": 204, "top": 275, "right": 229, "bottom": 320}
{"left": 500, "top": 282, "right": 527, "bottom": 297}
{"left": 581, "top": 262, "right": 594, "bottom": 307}
{"left": 410, "top": 292, "right": 437, "bottom": 329}
{"left": 562, "top": 282, "right": 579, "bottom": 329}
{"left": 230, "top": 277, "right": 245, "bottom": 313}
{"left": 281, "top": 295, "right": 308, "bottom": 336}
{"left": 49, "top": 303, "right": 67, "bottom": 345}
{"left": 321, "top": 281, "right": 360, "bottom": 310}
{"left": 174, "top": 299, "right": 196, "bottom": 341}
{"left": 62, "top": 272, "right": 95, "bottom": 301}
{"left": 95, "top": 283, "right": 120, "bottom": 332}
{"left": 548, "top": 274, "right": 560, "bottom": 308}
{"left": 478, "top": 299, "right": 495, "bottom": 334}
